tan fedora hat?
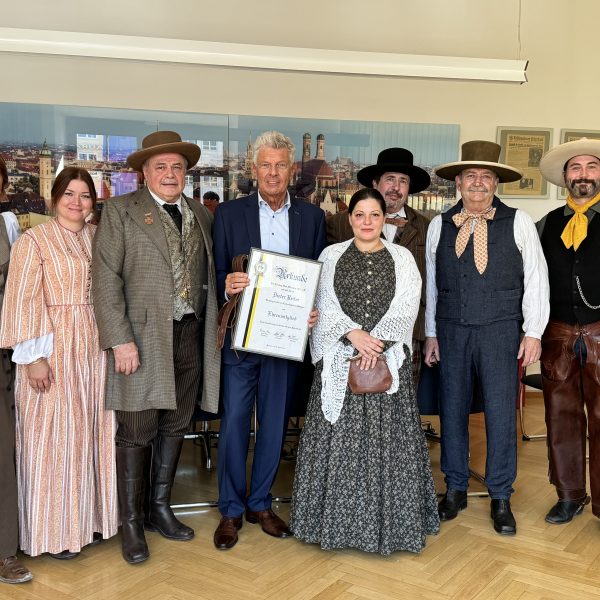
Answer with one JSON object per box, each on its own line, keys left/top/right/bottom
{"left": 127, "top": 131, "right": 200, "bottom": 171}
{"left": 435, "top": 140, "right": 522, "bottom": 183}
{"left": 539, "top": 137, "right": 600, "bottom": 188}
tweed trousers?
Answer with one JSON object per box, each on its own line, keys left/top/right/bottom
{"left": 115, "top": 316, "right": 203, "bottom": 447}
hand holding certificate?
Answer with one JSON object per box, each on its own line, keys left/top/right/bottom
{"left": 231, "top": 248, "right": 322, "bottom": 361}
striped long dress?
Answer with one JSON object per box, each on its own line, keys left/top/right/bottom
{"left": 0, "top": 219, "right": 118, "bottom": 556}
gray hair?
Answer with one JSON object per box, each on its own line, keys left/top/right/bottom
{"left": 253, "top": 131, "right": 295, "bottom": 164}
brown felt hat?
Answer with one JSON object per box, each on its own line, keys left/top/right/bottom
{"left": 539, "top": 137, "right": 600, "bottom": 187}
{"left": 435, "top": 140, "right": 522, "bottom": 183}
{"left": 127, "top": 131, "right": 200, "bottom": 171}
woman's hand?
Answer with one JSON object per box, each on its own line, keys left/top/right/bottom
{"left": 26, "top": 359, "right": 54, "bottom": 393}
{"left": 346, "top": 329, "right": 384, "bottom": 370}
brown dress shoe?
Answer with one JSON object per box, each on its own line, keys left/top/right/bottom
{"left": 0, "top": 556, "right": 33, "bottom": 584}
{"left": 214, "top": 516, "right": 243, "bottom": 550}
{"left": 245, "top": 509, "right": 291, "bottom": 538}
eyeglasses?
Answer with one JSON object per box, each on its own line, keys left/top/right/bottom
{"left": 257, "top": 162, "right": 290, "bottom": 172}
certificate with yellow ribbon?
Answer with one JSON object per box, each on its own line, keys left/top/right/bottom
{"left": 231, "top": 248, "right": 322, "bottom": 361}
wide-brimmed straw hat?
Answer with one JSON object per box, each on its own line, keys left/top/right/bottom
{"left": 435, "top": 140, "right": 522, "bottom": 183}
{"left": 539, "top": 137, "right": 600, "bottom": 188}
{"left": 127, "top": 131, "right": 200, "bottom": 171}
{"left": 356, "top": 148, "right": 431, "bottom": 193}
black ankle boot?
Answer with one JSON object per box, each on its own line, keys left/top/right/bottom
{"left": 144, "top": 436, "right": 194, "bottom": 541}
{"left": 116, "top": 445, "right": 151, "bottom": 564}
{"left": 438, "top": 489, "right": 467, "bottom": 521}
{"left": 491, "top": 499, "right": 516, "bottom": 535}
{"left": 545, "top": 495, "right": 590, "bottom": 524}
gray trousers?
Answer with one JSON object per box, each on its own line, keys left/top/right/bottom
{"left": 0, "top": 351, "right": 18, "bottom": 558}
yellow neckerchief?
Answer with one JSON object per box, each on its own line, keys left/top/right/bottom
{"left": 561, "top": 192, "right": 600, "bottom": 251}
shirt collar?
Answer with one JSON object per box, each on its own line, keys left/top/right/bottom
{"left": 386, "top": 206, "right": 407, "bottom": 219}
{"left": 563, "top": 197, "right": 600, "bottom": 216}
{"left": 257, "top": 191, "right": 291, "bottom": 212}
{"left": 148, "top": 187, "right": 182, "bottom": 209}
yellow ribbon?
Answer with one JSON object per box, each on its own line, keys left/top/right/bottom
{"left": 561, "top": 192, "right": 600, "bottom": 251}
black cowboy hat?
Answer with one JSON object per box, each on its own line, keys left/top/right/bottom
{"left": 356, "top": 148, "right": 431, "bottom": 193}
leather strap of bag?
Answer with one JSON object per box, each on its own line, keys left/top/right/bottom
{"left": 216, "top": 254, "right": 248, "bottom": 350}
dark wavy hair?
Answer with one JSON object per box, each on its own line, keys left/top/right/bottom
{"left": 347, "top": 187, "right": 386, "bottom": 214}
{"left": 51, "top": 167, "right": 97, "bottom": 210}
{"left": 0, "top": 155, "right": 8, "bottom": 192}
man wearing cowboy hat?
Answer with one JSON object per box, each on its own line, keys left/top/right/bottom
{"left": 537, "top": 138, "right": 600, "bottom": 525}
{"left": 327, "top": 148, "right": 431, "bottom": 381}
{"left": 424, "top": 140, "right": 549, "bottom": 535}
{"left": 93, "top": 131, "right": 220, "bottom": 564}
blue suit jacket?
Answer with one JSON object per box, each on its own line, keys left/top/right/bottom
{"left": 213, "top": 192, "right": 327, "bottom": 365}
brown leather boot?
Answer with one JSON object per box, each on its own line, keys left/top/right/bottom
{"left": 144, "top": 436, "right": 194, "bottom": 541}
{"left": 116, "top": 445, "right": 151, "bottom": 564}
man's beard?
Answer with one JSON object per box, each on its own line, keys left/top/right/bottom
{"left": 384, "top": 192, "right": 403, "bottom": 212}
{"left": 568, "top": 178, "right": 600, "bottom": 199}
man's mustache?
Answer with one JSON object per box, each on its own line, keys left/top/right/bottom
{"left": 571, "top": 179, "right": 595, "bottom": 186}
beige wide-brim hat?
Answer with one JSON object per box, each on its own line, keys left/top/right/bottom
{"left": 127, "top": 131, "right": 200, "bottom": 171}
{"left": 539, "top": 137, "right": 600, "bottom": 188}
{"left": 435, "top": 140, "right": 522, "bottom": 183}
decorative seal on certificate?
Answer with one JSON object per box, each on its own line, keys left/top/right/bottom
{"left": 255, "top": 259, "right": 267, "bottom": 276}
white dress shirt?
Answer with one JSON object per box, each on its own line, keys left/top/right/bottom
{"left": 383, "top": 206, "right": 407, "bottom": 242}
{"left": 425, "top": 208, "right": 550, "bottom": 339}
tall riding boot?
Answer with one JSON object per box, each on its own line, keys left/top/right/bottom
{"left": 116, "top": 445, "right": 151, "bottom": 564}
{"left": 144, "top": 435, "right": 194, "bottom": 540}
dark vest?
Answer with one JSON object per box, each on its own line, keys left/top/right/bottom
{"left": 540, "top": 206, "right": 600, "bottom": 325}
{"left": 436, "top": 197, "right": 523, "bottom": 326}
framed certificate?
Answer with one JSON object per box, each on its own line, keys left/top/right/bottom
{"left": 232, "top": 248, "right": 322, "bottom": 361}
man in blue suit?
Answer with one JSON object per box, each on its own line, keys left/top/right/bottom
{"left": 212, "top": 131, "right": 327, "bottom": 550}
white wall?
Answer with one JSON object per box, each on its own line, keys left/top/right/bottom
{"left": 1, "top": 0, "right": 597, "bottom": 219}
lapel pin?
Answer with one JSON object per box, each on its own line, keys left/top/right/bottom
{"left": 144, "top": 213, "right": 153, "bottom": 225}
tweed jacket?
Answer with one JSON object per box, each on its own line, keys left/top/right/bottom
{"left": 92, "top": 187, "right": 220, "bottom": 413}
{"left": 325, "top": 205, "right": 429, "bottom": 340}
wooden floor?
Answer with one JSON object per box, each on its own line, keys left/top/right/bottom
{"left": 4, "top": 395, "right": 600, "bottom": 600}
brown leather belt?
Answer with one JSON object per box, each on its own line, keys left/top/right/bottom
{"left": 216, "top": 254, "right": 248, "bottom": 350}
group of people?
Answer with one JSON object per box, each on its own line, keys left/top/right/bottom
{"left": 1, "top": 127, "right": 599, "bottom": 583}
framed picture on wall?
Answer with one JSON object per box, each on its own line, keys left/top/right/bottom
{"left": 558, "top": 129, "right": 600, "bottom": 198}
{"left": 496, "top": 126, "right": 552, "bottom": 198}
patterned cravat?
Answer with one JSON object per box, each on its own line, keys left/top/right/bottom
{"left": 452, "top": 206, "right": 496, "bottom": 274}
{"left": 162, "top": 203, "right": 182, "bottom": 233}
{"left": 385, "top": 217, "right": 408, "bottom": 227}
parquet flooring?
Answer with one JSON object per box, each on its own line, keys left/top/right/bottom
{"left": 3, "top": 394, "right": 600, "bottom": 600}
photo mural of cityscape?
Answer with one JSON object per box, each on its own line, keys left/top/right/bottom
{"left": 0, "top": 102, "right": 459, "bottom": 230}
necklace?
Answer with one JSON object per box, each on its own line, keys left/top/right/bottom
{"left": 357, "top": 242, "right": 384, "bottom": 255}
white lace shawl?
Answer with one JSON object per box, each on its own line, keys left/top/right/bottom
{"left": 310, "top": 238, "right": 421, "bottom": 424}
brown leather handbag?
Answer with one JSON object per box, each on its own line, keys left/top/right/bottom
{"left": 347, "top": 355, "right": 392, "bottom": 394}
{"left": 216, "top": 254, "right": 248, "bottom": 350}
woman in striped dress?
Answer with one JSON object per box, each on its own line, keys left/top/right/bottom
{"left": 0, "top": 167, "right": 118, "bottom": 558}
